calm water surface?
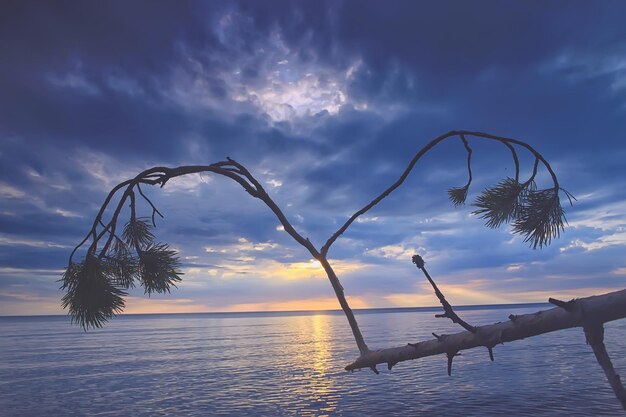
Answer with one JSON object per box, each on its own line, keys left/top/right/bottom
{"left": 1, "top": 305, "right": 625, "bottom": 416}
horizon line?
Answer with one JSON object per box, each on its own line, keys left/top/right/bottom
{"left": 0, "top": 301, "right": 552, "bottom": 319}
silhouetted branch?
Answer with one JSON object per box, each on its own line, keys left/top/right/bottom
{"left": 447, "top": 134, "right": 473, "bottom": 206}
{"left": 321, "top": 130, "right": 566, "bottom": 257}
{"left": 136, "top": 183, "right": 163, "bottom": 227}
{"left": 62, "top": 159, "right": 369, "bottom": 353}
{"left": 412, "top": 255, "right": 476, "bottom": 333}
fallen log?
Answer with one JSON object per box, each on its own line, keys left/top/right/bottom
{"left": 345, "top": 289, "right": 626, "bottom": 410}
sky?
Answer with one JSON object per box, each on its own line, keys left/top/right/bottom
{"left": 1, "top": 1, "right": 625, "bottom": 316}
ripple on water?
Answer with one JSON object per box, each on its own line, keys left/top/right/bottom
{"left": 1, "top": 307, "right": 625, "bottom": 416}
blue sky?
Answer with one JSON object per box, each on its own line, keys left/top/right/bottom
{"left": 1, "top": 1, "right": 625, "bottom": 315}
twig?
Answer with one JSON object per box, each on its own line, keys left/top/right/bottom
{"left": 412, "top": 254, "right": 476, "bottom": 333}
{"left": 501, "top": 141, "right": 520, "bottom": 182}
{"left": 137, "top": 183, "right": 164, "bottom": 227}
{"left": 460, "top": 133, "right": 473, "bottom": 188}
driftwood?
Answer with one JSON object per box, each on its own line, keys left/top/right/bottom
{"left": 345, "top": 290, "right": 626, "bottom": 383}
{"left": 348, "top": 257, "right": 626, "bottom": 410}
{"left": 61, "top": 130, "right": 625, "bottom": 409}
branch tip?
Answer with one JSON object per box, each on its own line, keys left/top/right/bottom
{"left": 414, "top": 256, "right": 476, "bottom": 332}
{"left": 411, "top": 254, "right": 425, "bottom": 269}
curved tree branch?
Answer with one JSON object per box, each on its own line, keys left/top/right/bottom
{"left": 64, "top": 160, "right": 369, "bottom": 346}
{"left": 320, "top": 130, "right": 563, "bottom": 257}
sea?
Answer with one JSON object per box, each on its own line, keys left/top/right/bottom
{"left": 1, "top": 304, "right": 625, "bottom": 416}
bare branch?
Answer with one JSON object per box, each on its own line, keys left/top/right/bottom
{"left": 61, "top": 160, "right": 342, "bottom": 337}
{"left": 412, "top": 255, "right": 476, "bottom": 333}
{"left": 68, "top": 179, "right": 133, "bottom": 265}
{"left": 136, "top": 183, "right": 164, "bottom": 227}
{"left": 447, "top": 134, "right": 473, "bottom": 206}
{"left": 460, "top": 133, "right": 473, "bottom": 186}
{"left": 321, "top": 130, "right": 563, "bottom": 257}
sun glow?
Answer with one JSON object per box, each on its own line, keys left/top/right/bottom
{"left": 210, "top": 258, "right": 364, "bottom": 281}
{"left": 221, "top": 296, "right": 369, "bottom": 313}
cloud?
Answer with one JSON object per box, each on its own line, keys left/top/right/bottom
{"left": 0, "top": 182, "right": 26, "bottom": 199}
{"left": 365, "top": 244, "right": 423, "bottom": 260}
{"left": 560, "top": 234, "right": 626, "bottom": 253}
{"left": 163, "top": 14, "right": 370, "bottom": 126}
{"left": 47, "top": 69, "right": 100, "bottom": 96}
{"left": 543, "top": 50, "right": 626, "bottom": 96}
{"left": 1, "top": 1, "right": 626, "bottom": 315}
{"left": 218, "top": 258, "right": 363, "bottom": 281}
{"left": 206, "top": 295, "right": 370, "bottom": 313}
{"left": 0, "top": 235, "right": 70, "bottom": 249}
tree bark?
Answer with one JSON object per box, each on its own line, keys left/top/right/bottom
{"left": 345, "top": 290, "right": 626, "bottom": 386}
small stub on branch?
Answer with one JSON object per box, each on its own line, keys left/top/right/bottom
{"left": 447, "top": 351, "right": 461, "bottom": 376}
{"left": 548, "top": 297, "right": 577, "bottom": 312}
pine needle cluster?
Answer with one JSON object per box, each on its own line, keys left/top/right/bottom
{"left": 60, "top": 256, "right": 126, "bottom": 329}
{"left": 447, "top": 185, "right": 470, "bottom": 207}
{"left": 473, "top": 178, "right": 528, "bottom": 229}
{"left": 61, "top": 218, "right": 182, "bottom": 329}
{"left": 465, "top": 178, "right": 567, "bottom": 248}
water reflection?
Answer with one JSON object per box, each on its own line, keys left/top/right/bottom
{"left": 290, "top": 314, "right": 338, "bottom": 416}
{"left": 311, "top": 314, "right": 331, "bottom": 378}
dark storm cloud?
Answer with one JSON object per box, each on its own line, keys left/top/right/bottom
{"left": 0, "top": 246, "right": 68, "bottom": 269}
{"left": 1, "top": 1, "right": 625, "bottom": 314}
{"left": 238, "top": 1, "right": 626, "bottom": 105}
{"left": 0, "top": 1, "right": 217, "bottom": 80}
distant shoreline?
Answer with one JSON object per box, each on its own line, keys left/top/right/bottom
{"left": 0, "top": 302, "right": 551, "bottom": 319}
